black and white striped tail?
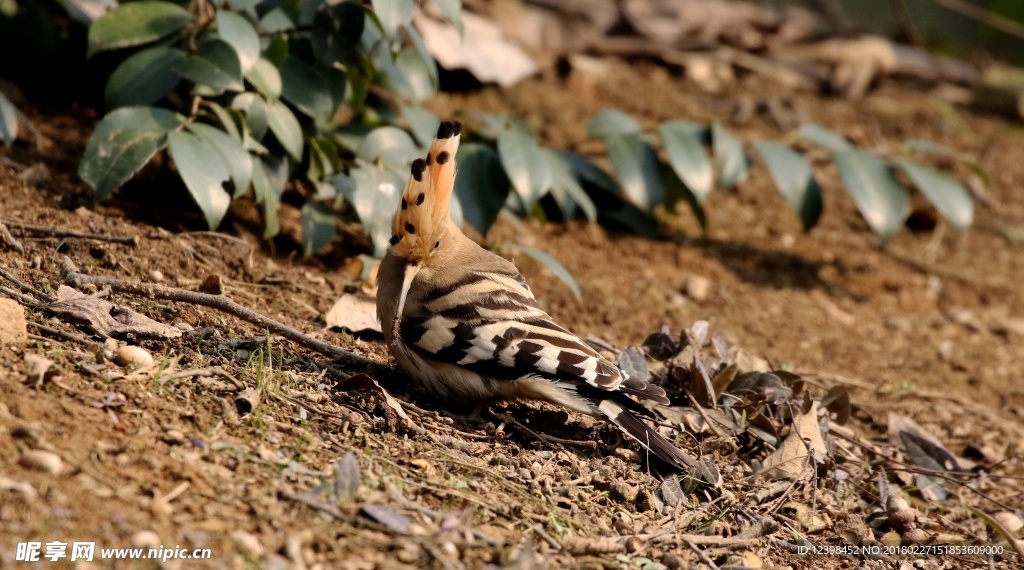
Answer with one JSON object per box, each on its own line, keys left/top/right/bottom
{"left": 598, "top": 399, "right": 697, "bottom": 470}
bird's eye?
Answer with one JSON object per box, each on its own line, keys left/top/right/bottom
{"left": 434, "top": 240, "right": 440, "bottom": 249}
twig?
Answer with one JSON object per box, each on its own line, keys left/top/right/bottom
{"left": 2, "top": 219, "right": 139, "bottom": 247}
{"left": 681, "top": 537, "right": 720, "bottom": 569}
{"left": 279, "top": 490, "right": 345, "bottom": 519}
{"left": 883, "top": 248, "right": 981, "bottom": 286}
{"left": 60, "top": 256, "right": 386, "bottom": 374}
{"left": 27, "top": 321, "right": 98, "bottom": 346}
{"left": 0, "top": 221, "right": 24, "bottom": 254}
{"left": 0, "top": 286, "right": 43, "bottom": 307}
{"left": 159, "top": 367, "right": 245, "bottom": 390}
{"left": 929, "top": 0, "right": 1024, "bottom": 41}
{"left": 532, "top": 524, "right": 561, "bottom": 551}
{"left": 489, "top": 410, "right": 599, "bottom": 451}
{"left": 0, "top": 267, "right": 55, "bottom": 302}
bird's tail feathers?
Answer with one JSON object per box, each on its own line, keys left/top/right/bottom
{"left": 597, "top": 399, "right": 697, "bottom": 470}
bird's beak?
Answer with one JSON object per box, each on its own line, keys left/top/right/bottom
{"left": 391, "top": 261, "right": 422, "bottom": 344}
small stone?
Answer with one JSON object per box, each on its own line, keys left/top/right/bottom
{"left": 162, "top": 429, "right": 185, "bottom": 445}
{"left": 114, "top": 346, "right": 154, "bottom": 368}
{"left": 661, "top": 554, "right": 683, "bottom": 569}
{"left": 684, "top": 276, "right": 710, "bottom": 301}
{"left": 18, "top": 450, "right": 63, "bottom": 474}
{"left": 993, "top": 512, "right": 1023, "bottom": 533}
{"left": 148, "top": 270, "right": 165, "bottom": 283}
{"left": 902, "top": 528, "right": 929, "bottom": 544}
{"left": 0, "top": 298, "right": 28, "bottom": 348}
{"left": 230, "top": 530, "right": 264, "bottom": 558}
{"left": 131, "top": 530, "right": 161, "bottom": 549}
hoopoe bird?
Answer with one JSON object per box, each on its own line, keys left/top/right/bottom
{"left": 376, "top": 120, "right": 696, "bottom": 470}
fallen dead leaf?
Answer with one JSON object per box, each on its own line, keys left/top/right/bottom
{"left": 324, "top": 293, "right": 382, "bottom": 334}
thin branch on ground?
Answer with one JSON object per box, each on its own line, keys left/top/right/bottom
{"left": 884, "top": 248, "right": 981, "bottom": 287}
{"left": 27, "top": 321, "right": 98, "bottom": 346}
{"left": 1, "top": 219, "right": 140, "bottom": 247}
{"left": 489, "top": 410, "right": 599, "bottom": 451}
{"left": 159, "top": 367, "right": 245, "bottom": 390}
{"left": 60, "top": 255, "right": 386, "bottom": 374}
{"left": 0, "top": 267, "right": 55, "bottom": 302}
{"left": 681, "top": 538, "right": 720, "bottom": 569}
{"left": 0, "top": 220, "right": 25, "bottom": 254}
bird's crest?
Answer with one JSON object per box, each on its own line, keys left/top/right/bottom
{"left": 388, "top": 120, "right": 462, "bottom": 261}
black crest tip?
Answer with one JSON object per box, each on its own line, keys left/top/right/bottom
{"left": 452, "top": 120, "right": 463, "bottom": 136}
{"left": 437, "top": 121, "right": 453, "bottom": 139}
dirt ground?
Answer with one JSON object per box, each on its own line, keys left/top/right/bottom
{"left": 1, "top": 58, "right": 1023, "bottom": 569}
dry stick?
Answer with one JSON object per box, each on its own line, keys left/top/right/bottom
{"left": 0, "top": 267, "right": 55, "bottom": 302}
{"left": 159, "top": 367, "right": 245, "bottom": 390}
{"left": 2, "top": 220, "right": 140, "bottom": 247}
{"left": 883, "top": 248, "right": 980, "bottom": 287}
{"left": 59, "top": 256, "right": 386, "bottom": 374}
{"left": 27, "top": 321, "right": 98, "bottom": 346}
{"left": 681, "top": 538, "right": 720, "bottom": 569}
{"left": 489, "top": 410, "right": 599, "bottom": 451}
{"left": 0, "top": 286, "right": 43, "bottom": 307}
{"left": 0, "top": 221, "right": 25, "bottom": 254}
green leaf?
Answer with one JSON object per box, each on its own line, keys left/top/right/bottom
{"left": 544, "top": 149, "right": 596, "bottom": 223}
{"left": 896, "top": 158, "right": 973, "bottom": 230}
{"left": 174, "top": 39, "right": 244, "bottom": 93}
{"left": 834, "top": 149, "right": 910, "bottom": 243}
{"left": 264, "top": 33, "right": 289, "bottom": 67}
{"left": 259, "top": 8, "right": 295, "bottom": 34}
{"left": 203, "top": 101, "right": 241, "bottom": 141}
{"left": 216, "top": 10, "right": 260, "bottom": 73}
{"left": 105, "top": 46, "right": 185, "bottom": 109}
{"left": 606, "top": 134, "right": 663, "bottom": 212}
{"left": 371, "top": 0, "right": 414, "bottom": 37}
{"left": 711, "top": 121, "right": 748, "bottom": 188}
{"left": 588, "top": 109, "right": 643, "bottom": 139}
{"left": 187, "top": 122, "right": 252, "bottom": 197}
{"left": 799, "top": 123, "right": 854, "bottom": 152}
{"left": 280, "top": 55, "right": 334, "bottom": 124}
{"left": 430, "top": 0, "right": 463, "bottom": 35}
{"left": 401, "top": 105, "right": 440, "bottom": 147}
{"left": 266, "top": 101, "right": 304, "bottom": 161}
{"left": 357, "top": 126, "right": 420, "bottom": 165}
{"left": 301, "top": 201, "right": 337, "bottom": 256}
{"left": 662, "top": 163, "right": 706, "bottom": 233}
{"left": 659, "top": 120, "right": 713, "bottom": 202}
{"left": 507, "top": 245, "right": 581, "bottom": 301}
{"left": 245, "top": 58, "right": 282, "bottom": 101}
{"left": 753, "top": 141, "right": 823, "bottom": 232}
{"left": 231, "top": 92, "right": 267, "bottom": 140}
{"left": 251, "top": 156, "right": 280, "bottom": 238}
{"left": 0, "top": 90, "right": 18, "bottom": 145}
{"left": 497, "top": 125, "right": 551, "bottom": 211}
{"left": 167, "top": 130, "right": 232, "bottom": 229}
{"left": 312, "top": 1, "right": 365, "bottom": 65}
{"left": 87, "top": 1, "right": 191, "bottom": 58}
{"left": 404, "top": 25, "right": 439, "bottom": 92}
{"left": 559, "top": 150, "right": 656, "bottom": 237}
{"left": 454, "top": 143, "right": 509, "bottom": 235}
{"left": 79, "top": 106, "right": 181, "bottom": 199}
{"left": 340, "top": 164, "right": 404, "bottom": 256}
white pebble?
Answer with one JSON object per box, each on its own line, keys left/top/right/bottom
{"left": 114, "top": 346, "right": 154, "bottom": 368}
{"left": 18, "top": 450, "right": 63, "bottom": 474}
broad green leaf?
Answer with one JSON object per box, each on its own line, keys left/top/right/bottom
{"left": 216, "top": 10, "right": 260, "bottom": 73}
{"left": 167, "top": 130, "right": 232, "bottom": 229}
{"left": 258, "top": 8, "right": 295, "bottom": 34}
{"left": 357, "top": 126, "right": 420, "bottom": 165}
{"left": 313, "top": 1, "right": 365, "bottom": 65}
{"left": 711, "top": 121, "right": 748, "bottom": 188}
{"left": 231, "top": 92, "right": 268, "bottom": 140}
{"left": 79, "top": 106, "right": 181, "bottom": 199}
{"left": 401, "top": 105, "right": 440, "bottom": 147}
{"left": 264, "top": 33, "right": 289, "bottom": 67}
{"left": 371, "top": 0, "right": 414, "bottom": 37}
{"left": 507, "top": 245, "right": 581, "bottom": 301}
{"left": 0, "top": 90, "right": 18, "bottom": 145}
{"left": 187, "top": 122, "right": 253, "bottom": 197}
{"left": 896, "top": 158, "right": 973, "bottom": 230}
{"left": 307, "top": 136, "right": 342, "bottom": 182}
{"left": 301, "top": 201, "right": 336, "bottom": 256}
{"left": 392, "top": 48, "right": 436, "bottom": 102}
{"left": 266, "top": 101, "right": 303, "bottom": 161}
{"left": 834, "top": 149, "right": 910, "bottom": 244}
{"left": 280, "top": 55, "right": 334, "bottom": 123}
{"left": 105, "top": 46, "right": 185, "bottom": 109}
{"left": 753, "top": 141, "right": 823, "bottom": 232}
{"left": 87, "top": 1, "right": 191, "bottom": 58}
{"left": 544, "top": 149, "right": 596, "bottom": 223}
{"left": 342, "top": 164, "right": 404, "bottom": 256}
{"left": 203, "top": 101, "right": 241, "bottom": 141}
{"left": 662, "top": 163, "right": 707, "bottom": 233}
{"left": 659, "top": 120, "right": 713, "bottom": 202}
{"left": 588, "top": 109, "right": 643, "bottom": 139}
{"left": 245, "top": 58, "right": 282, "bottom": 101}
{"left": 174, "top": 39, "right": 244, "bottom": 93}
{"left": 455, "top": 143, "right": 509, "bottom": 235}
{"left": 251, "top": 156, "right": 280, "bottom": 237}
{"left": 430, "top": 0, "right": 463, "bottom": 35}
{"left": 606, "top": 134, "right": 663, "bottom": 212}
{"left": 799, "top": 123, "right": 854, "bottom": 152}
{"left": 559, "top": 150, "right": 656, "bottom": 237}
{"left": 497, "top": 125, "right": 550, "bottom": 211}
{"left": 404, "top": 25, "right": 439, "bottom": 91}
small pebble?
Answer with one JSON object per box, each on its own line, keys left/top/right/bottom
{"left": 230, "top": 530, "right": 264, "bottom": 558}
{"left": 685, "top": 275, "right": 710, "bottom": 301}
{"left": 148, "top": 270, "right": 165, "bottom": 283}
{"left": 131, "top": 530, "right": 161, "bottom": 549}
{"left": 18, "top": 450, "right": 63, "bottom": 474}
{"left": 114, "top": 346, "right": 153, "bottom": 367}
{"left": 162, "top": 429, "right": 185, "bottom": 445}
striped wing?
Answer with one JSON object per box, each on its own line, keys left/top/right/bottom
{"left": 399, "top": 266, "right": 668, "bottom": 405}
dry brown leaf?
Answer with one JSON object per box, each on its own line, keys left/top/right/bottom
{"left": 48, "top": 285, "right": 182, "bottom": 339}
{"left": 335, "top": 374, "right": 410, "bottom": 421}
{"left": 324, "top": 293, "right": 382, "bottom": 334}
{"left": 756, "top": 402, "right": 826, "bottom": 480}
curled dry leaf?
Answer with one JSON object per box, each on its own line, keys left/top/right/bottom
{"left": 756, "top": 401, "right": 827, "bottom": 480}
{"left": 334, "top": 451, "right": 361, "bottom": 501}
{"left": 335, "top": 373, "right": 409, "bottom": 421}
{"left": 642, "top": 325, "right": 679, "bottom": 361}
{"left": 49, "top": 285, "right": 182, "bottom": 339}
{"left": 617, "top": 347, "right": 650, "bottom": 384}
{"left": 360, "top": 504, "right": 413, "bottom": 534}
